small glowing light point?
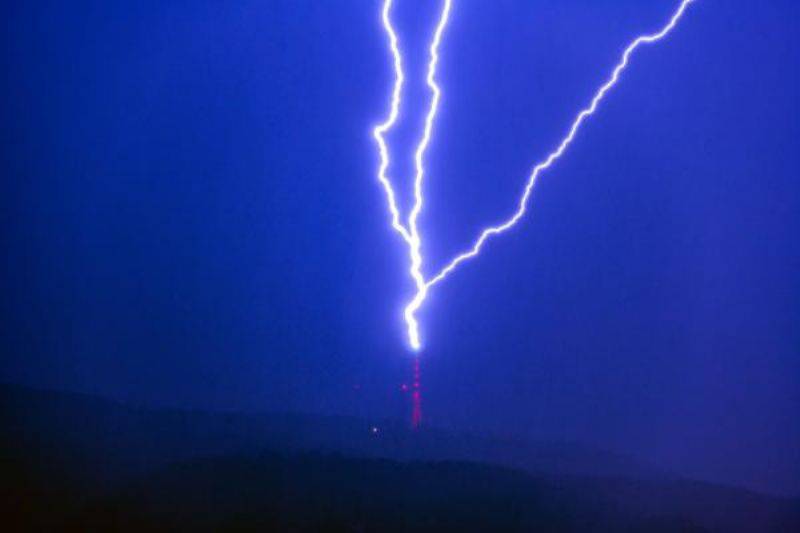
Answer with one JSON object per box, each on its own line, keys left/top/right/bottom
{"left": 372, "top": 0, "right": 697, "bottom": 350}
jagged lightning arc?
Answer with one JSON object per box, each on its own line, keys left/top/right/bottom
{"left": 372, "top": 0, "right": 452, "bottom": 351}
{"left": 373, "top": 0, "right": 697, "bottom": 351}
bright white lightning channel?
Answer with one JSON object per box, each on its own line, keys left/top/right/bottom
{"left": 373, "top": 0, "right": 452, "bottom": 351}
{"left": 373, "top": 0, "right": 697, "bottom": 351}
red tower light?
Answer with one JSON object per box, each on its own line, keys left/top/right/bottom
{"left": 411, "top": 358, "right": 422, "bottom": 429}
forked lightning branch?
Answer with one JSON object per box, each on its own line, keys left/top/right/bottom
{"left": 372, "top": 0, "right": 697, "bottom": 351}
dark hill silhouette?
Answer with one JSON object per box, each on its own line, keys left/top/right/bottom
{"left": 2, "top": 384, "right": 798, "bottom": 531}
{"left": 0, "top": 383, "right": 661, "bottom": 488}
{"left": 75, "top": 455, "right": 700, "bottom": 532}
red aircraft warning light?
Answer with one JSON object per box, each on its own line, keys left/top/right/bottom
{"left": 411, "top": 358, "right": 422, "bottom": 429}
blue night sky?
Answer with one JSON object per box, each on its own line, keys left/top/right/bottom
{"left": 2, "top": 1, "right": 798, "bottom": 496}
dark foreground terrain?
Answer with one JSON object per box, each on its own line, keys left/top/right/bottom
{"left": 2, "top": 384, "right": 798, "bottom": 532}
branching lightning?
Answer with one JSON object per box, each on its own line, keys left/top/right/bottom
{"left": 373, "top": 0, "right": 413, "bottom": 246}
{"left": 405, "top": 0, "right": 452, "bottom": 351}
{"left": 373, "top": 0, "right": 452, "bottom": 351}
{"left": 373, "top": 0, "right": 697, "bottom": 351}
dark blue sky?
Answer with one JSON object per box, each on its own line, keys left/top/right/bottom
{"left": 2, "top": 0, "right": 798, "bottom": 496}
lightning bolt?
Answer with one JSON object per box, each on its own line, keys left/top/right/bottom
{"left": 405, "top": 0, "right": 453, "bottom": 350}
{"left": 372, "top": 0, "right": 452, "bottom": 351}
{"left": 372, "top": 0, "right": 413, "bottom": 246}
{"left": 373, "top": 0, "right": 697, "bottom": 351}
